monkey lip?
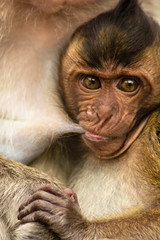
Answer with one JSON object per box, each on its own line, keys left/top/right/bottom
{"left": 84, "top": 131, "right": 115, "bottom": 142}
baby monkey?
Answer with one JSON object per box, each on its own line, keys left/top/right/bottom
{"left": 1, "top": 0, "right": 160, "bottom": 239}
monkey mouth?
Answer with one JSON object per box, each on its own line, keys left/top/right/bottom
{"left": 84, "top": 131, "right": 116, "bottom": 142}
{"left": 81, "top": 115, "right": 150, "bottom": 159}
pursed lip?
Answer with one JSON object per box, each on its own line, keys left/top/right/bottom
{"left": 83, "top": 131, "right": 117, "bottom": 142}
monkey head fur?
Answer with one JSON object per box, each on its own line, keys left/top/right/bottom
{"left": 61, "top": 0, "right": 160, "bottom": 159}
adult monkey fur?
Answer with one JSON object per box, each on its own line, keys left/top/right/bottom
{"left": 0, "top": 0, "right": 160, "bottom": 167}
{"left": 1, "top": 0, "right": 160, "bottom": 239}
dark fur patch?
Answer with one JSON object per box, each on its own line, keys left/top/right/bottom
{"left": 71, "top": 0, "right": 159, "bottom": 68}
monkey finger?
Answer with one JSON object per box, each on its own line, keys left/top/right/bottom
{"left": 19, "top": 202, "right": 28, "bottom": 212}
{"left": 18, "top": 199, "right": 67, "bottom": 220}
{"left": 34, "top": 184, "right": 65, "bottom": 198}
{"left": 37, "top": 185, "right": 79, "bottom": 208}
{"left": 63, "top": 188, "right": 80, "bottom": 209}
{"left": 18, "top": 200, "right": 50, "bottom": 220}
{"left": 18, "top": 191, "right": 71, "bottom": 217}
{"left": 34, "top": 185, "right": 78, "bottom": 207}
{"left": 19, "top": 210, "right": 53, "bottom": 225}
{"left": 19, "top": 184, "right": 65, "bottom": 211}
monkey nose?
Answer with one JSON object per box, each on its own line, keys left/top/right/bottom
{"left": 86, "top": 106, "right": 97, "bottom": 116}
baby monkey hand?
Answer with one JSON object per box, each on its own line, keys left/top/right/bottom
{"left": 18, "top": 184, "right": 89, "bottom": 240}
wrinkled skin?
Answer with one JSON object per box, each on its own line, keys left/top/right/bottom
{"left": 61, "top": 61, "right": 156, "bottom": 158}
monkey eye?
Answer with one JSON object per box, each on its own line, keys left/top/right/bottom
{"left": 118, "top": 77, "right": 140, "bottom": 93}
{"left": 81, "top": 75, "right": 101, "bottom": 90}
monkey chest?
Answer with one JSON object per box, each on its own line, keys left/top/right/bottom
{"left": 69, "top": 161, "right": 143, "bottom": 221}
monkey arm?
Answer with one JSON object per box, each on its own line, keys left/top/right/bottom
{"left": 18, "top": 184, "right": 160, "bottom": 240}
{"left": 0, "top": 218, "right": 10, "bottom": 240}
{"left": 93, "top": 210, "right": 160, "bottom": 240}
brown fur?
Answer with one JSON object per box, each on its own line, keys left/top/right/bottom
{"left": 2, "top": 111, "right": 160, "bottom": 239}
{"left": 24, "top": 1, "right": 159, "bottom": 238}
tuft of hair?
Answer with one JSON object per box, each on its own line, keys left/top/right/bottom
{"left": 115, "top": 0, "right": 138, "bottom": 14}
{"left": 70, "top": 0, "right": 159, "bottom": 68}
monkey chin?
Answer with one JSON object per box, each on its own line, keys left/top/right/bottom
{"left": 82, "top": 116, "right": 150, "bottom": 160}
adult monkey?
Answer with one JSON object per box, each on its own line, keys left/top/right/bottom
{"left": 0, "top": 0, "right": 160, "bottom": 168}
{"left": 17, "top": 0, "right": 160, "bottom": 239}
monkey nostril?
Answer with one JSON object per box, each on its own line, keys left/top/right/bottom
{"left": 103, "top": 115, "right": 113, "bottom": 126}
{"left": 86, "top": 104, "right": 115, "bottom": 126}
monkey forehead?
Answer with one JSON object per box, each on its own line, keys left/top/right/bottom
{"left": 61, "top": 35, "right": 160, "bottom": 88}
{"left": 62, "top": 33, "right": 156, "bottom": 81}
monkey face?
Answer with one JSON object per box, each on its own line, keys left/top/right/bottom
{"left": 61, "top": 60, "right": 155, "bottom": 158}
{"left": 61, "top": 40, "right": 160, "bottom": 159}
{"left": 60, "top": 2, "right": 160, "bottom": 159}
